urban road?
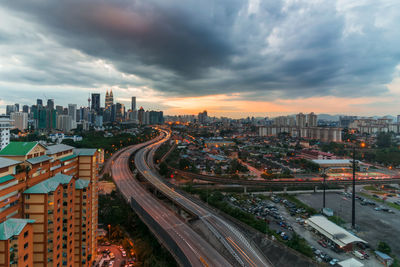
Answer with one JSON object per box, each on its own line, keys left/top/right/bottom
{"left": 111, "top": 134, "right": 231, "bottom": 267}
{"left": 135, "top": 130, "right": 272, "bottom": 267}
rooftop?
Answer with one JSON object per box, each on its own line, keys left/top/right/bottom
{"left": 338, "top": 258, "right": 363, "bottom": 267}
{"left": 0, "top": 218, "right": 35, "bottom": 240}
{"left": 307, "top": 215, "right": 366, "bottom": 247}
{"left": 26, "top": 155, "right": 52, "bottom": 165}
{"left": 0, "top": 157, "right": 21, "bottom": 168}
{"left": 74, "top": 148, "right": 97, "bottom": 156}
{"left": 75, "top": 179, "right": 90, "bottom": 189}
{"left": 46, "top": 144, "right": 74, "bottom": 155}
{"left": 0, "top": 142, "right": 40, "bottom": 156}
{"left": 0, "top": 175, "right": 16, "bottom": 185}
{"left": 24, "top": 173, "right": 73, "bottom": 194}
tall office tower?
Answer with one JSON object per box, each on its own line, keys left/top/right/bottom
{"left": 47, "top": 99, "right": 55, "bottom": 110}
{"left": 91, "top": 93, "right": 101, "bottom": 113}
{"left": 68, "top": 104, "right": 77, "bottom": 121}
{"left": 397, "top": 115, "right": 400, "bottom": 124}
{"left": 37, "top": 99, "right": 43, "bottom": 107}
{"left": 0, "top": 142, "right": 100, "bottom": 266}
{"left": 296, "top": 113, "right": 306, "bottom": 127}
{"left": 57, "top": 114, "right": 73, "bottom": 132}
{"left": 5, "top": 105, "right": 16, "bottom": 115}
{"left": 14, "top": 104, "right": 19, "bottom": 112}
{"left": 138, "top": 107, "right": 145, "bottom": 125}
{"left": 105, "top": 90, "right": 114, "bottom": 110}
{"left": 0, "top": 116, "right": 12, "bottom": 150}
{"left": 131, "top": 96, "right": 136, "bottom": 111}
{"left": 56, "top": 105, "right": 64, "bottom": 115}
{"left": 22, "top": 105, "right": 29, "bottom": 113}
{"left": 306, "top": 112, "right": 317, "bottom": 127}
{"left": 10, "top": 112, "right": 28, "bottom": 131}
{"left": 115, "top": 103, "right": 124, "bottom": 122}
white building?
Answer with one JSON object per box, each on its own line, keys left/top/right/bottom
{"left": 10, "top": 112, "right": 28, "bottom": 131}
{"left": 0, "top": 116, "right": 12, "bottom": 150}
{"left": 56, "top": 115, "right": 72, "bottom": 132}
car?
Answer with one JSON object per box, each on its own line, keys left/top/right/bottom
{"left": 318, "top": 239, "right": 327, "bottom": 248}
{"left": 122, "top": 251, "right": 127, "bottom": 257}
{"left": 374, "top": 207, "right": 381, "bottom": 211}
{"left": 109, "top": 252, "right": 115, "bottom": 259}
{"left": 329, "top": 259, "right": 339, "bottom": 265}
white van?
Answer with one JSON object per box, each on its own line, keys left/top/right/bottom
{"left": 352, "top": 250, "right": 364, "bottom": 260}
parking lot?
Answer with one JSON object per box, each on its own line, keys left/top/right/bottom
{"left": 297, "top": 192, "right": 400, "bottom": 257}
{"left": 95, "top": 244, "right": 135, "bottom": 267}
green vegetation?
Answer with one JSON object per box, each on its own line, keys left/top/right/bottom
{"left": 227, "top": 159, "right": 249, "bottom": 174}
{"left": 286, "top": 233, "right": 313, "bottom": 257}
{"left": 154, "top": 142, "right": 172, "bottom": 162}
{"left": 377, "top": 241, "right": 391, "bottom": 254}
{"left": 289, "top": 159, "right": 319, "bottom": 173}
{"left": 283, "top": 195, "right": 317, "bottom": 215}
{"left": 99, "top": 191, "right": 177, "bottom": 267}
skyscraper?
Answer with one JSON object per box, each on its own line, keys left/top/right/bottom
{"left": 47, "top": 99, "right": 55, "bottom": 110}
{"left": 131, "top": 96, "right": 136, "bottom": 111}
{"left": 296, "top": 113, "right": 306, "bottom": 127}
{"left": 91, "top": 93, "right": 101, "bottom": 113}
{"left": 36, "top": 99, "right": 43, "bottom": 107}
{"left": 68, "top": 104, "right": 77, "bottom": 122}
{"left": 22, "top": 105, "right": 29, "bottom": 113}
{"left": 138, "top": 107, "right": 145, "bottom": 125}
{"left": 105, "top": 90, "right": 113, "bottom": 110}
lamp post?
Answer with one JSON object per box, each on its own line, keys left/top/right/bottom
{"left": 351, "top": 142, "right": 365, "bottom": 229}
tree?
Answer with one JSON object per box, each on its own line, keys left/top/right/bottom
{"left": 377, "top": 132, "right": 392, "bottom": 148}
{"left": 159, "top": 162, "right": 169, "bottom": 176}
{"left": 377, "top": 241, "right": 391, "bottom": 255}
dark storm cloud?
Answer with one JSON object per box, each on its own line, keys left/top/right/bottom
{"left": 2, "top": 0, "right": 400, "bottom": 100}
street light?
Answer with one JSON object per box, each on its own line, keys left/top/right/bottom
{"left": 108, "top": 224, "right": 111, "bottom": 241}
{"left": 351, "top": 141, "right": 366, "bottom": 229}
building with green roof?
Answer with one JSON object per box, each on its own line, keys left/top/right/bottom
{"left": 0, "top": 218, "right": 35, "bottom": 240}
{"left": 24, "top": 173, "right": 73, "bottom": 194}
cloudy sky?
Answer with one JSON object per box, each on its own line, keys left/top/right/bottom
{"left": 1, "top": 0, "right": 400, "bottom": 118}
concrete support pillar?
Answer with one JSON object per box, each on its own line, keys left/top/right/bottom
{"left": 244, "top": 186, "right": 247, "bottom": 194}
{"left": 314, "top": 186, "right": 318, "bottom": 193}
{"left": 284, "top": 187, "right": 287, "bottom": 193}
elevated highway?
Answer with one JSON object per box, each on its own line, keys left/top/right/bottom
{"left": 135, "top": 130, "right": 272, "bottom": 267}
{"left": 111, "top": 134, "right": 231, "bottom": 267}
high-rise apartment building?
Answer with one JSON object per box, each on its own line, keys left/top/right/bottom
{"left": 91, "top": 94, "right": 101, "bottom": 113}
{"left": 10, "top": 112, "right": 28, "bottom": 131}
{"left": 131, "top": 97, "right": 136, "bottom": 111}
{"left": 296, "top": 113, "right": 306, "bottom": 127}
{"left": 105, "top": 90, "right": 113, "bottom": 110}
{"left": 0, "top": 116, "right": 12, "bottom": 150}
{"left": 0, "top": 142, "right": 100, "bottom": 266}
{"left": 306, "top": 112, "right": 317, "bottom": 127}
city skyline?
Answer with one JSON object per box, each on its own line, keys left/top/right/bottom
{"left": 1, "top": 1, "right": 400, "bottom": 118}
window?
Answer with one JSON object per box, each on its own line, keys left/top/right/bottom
{"left": 25, "top": 214, "right": 30, "bottom": 219}
{"left": 25, "top": 195, "right": 30, "bottom": 200}
{"left": 25, "top": 204, "right": 29, "bottom": 210}
{"left": 24, "top": 242, "right": 28, "bottom": 249}
{"left": 24, "top": 231, "right": 28, "bottom": 238}
{"left": 24, "top": 254, "right": 28, "bottom": 261}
